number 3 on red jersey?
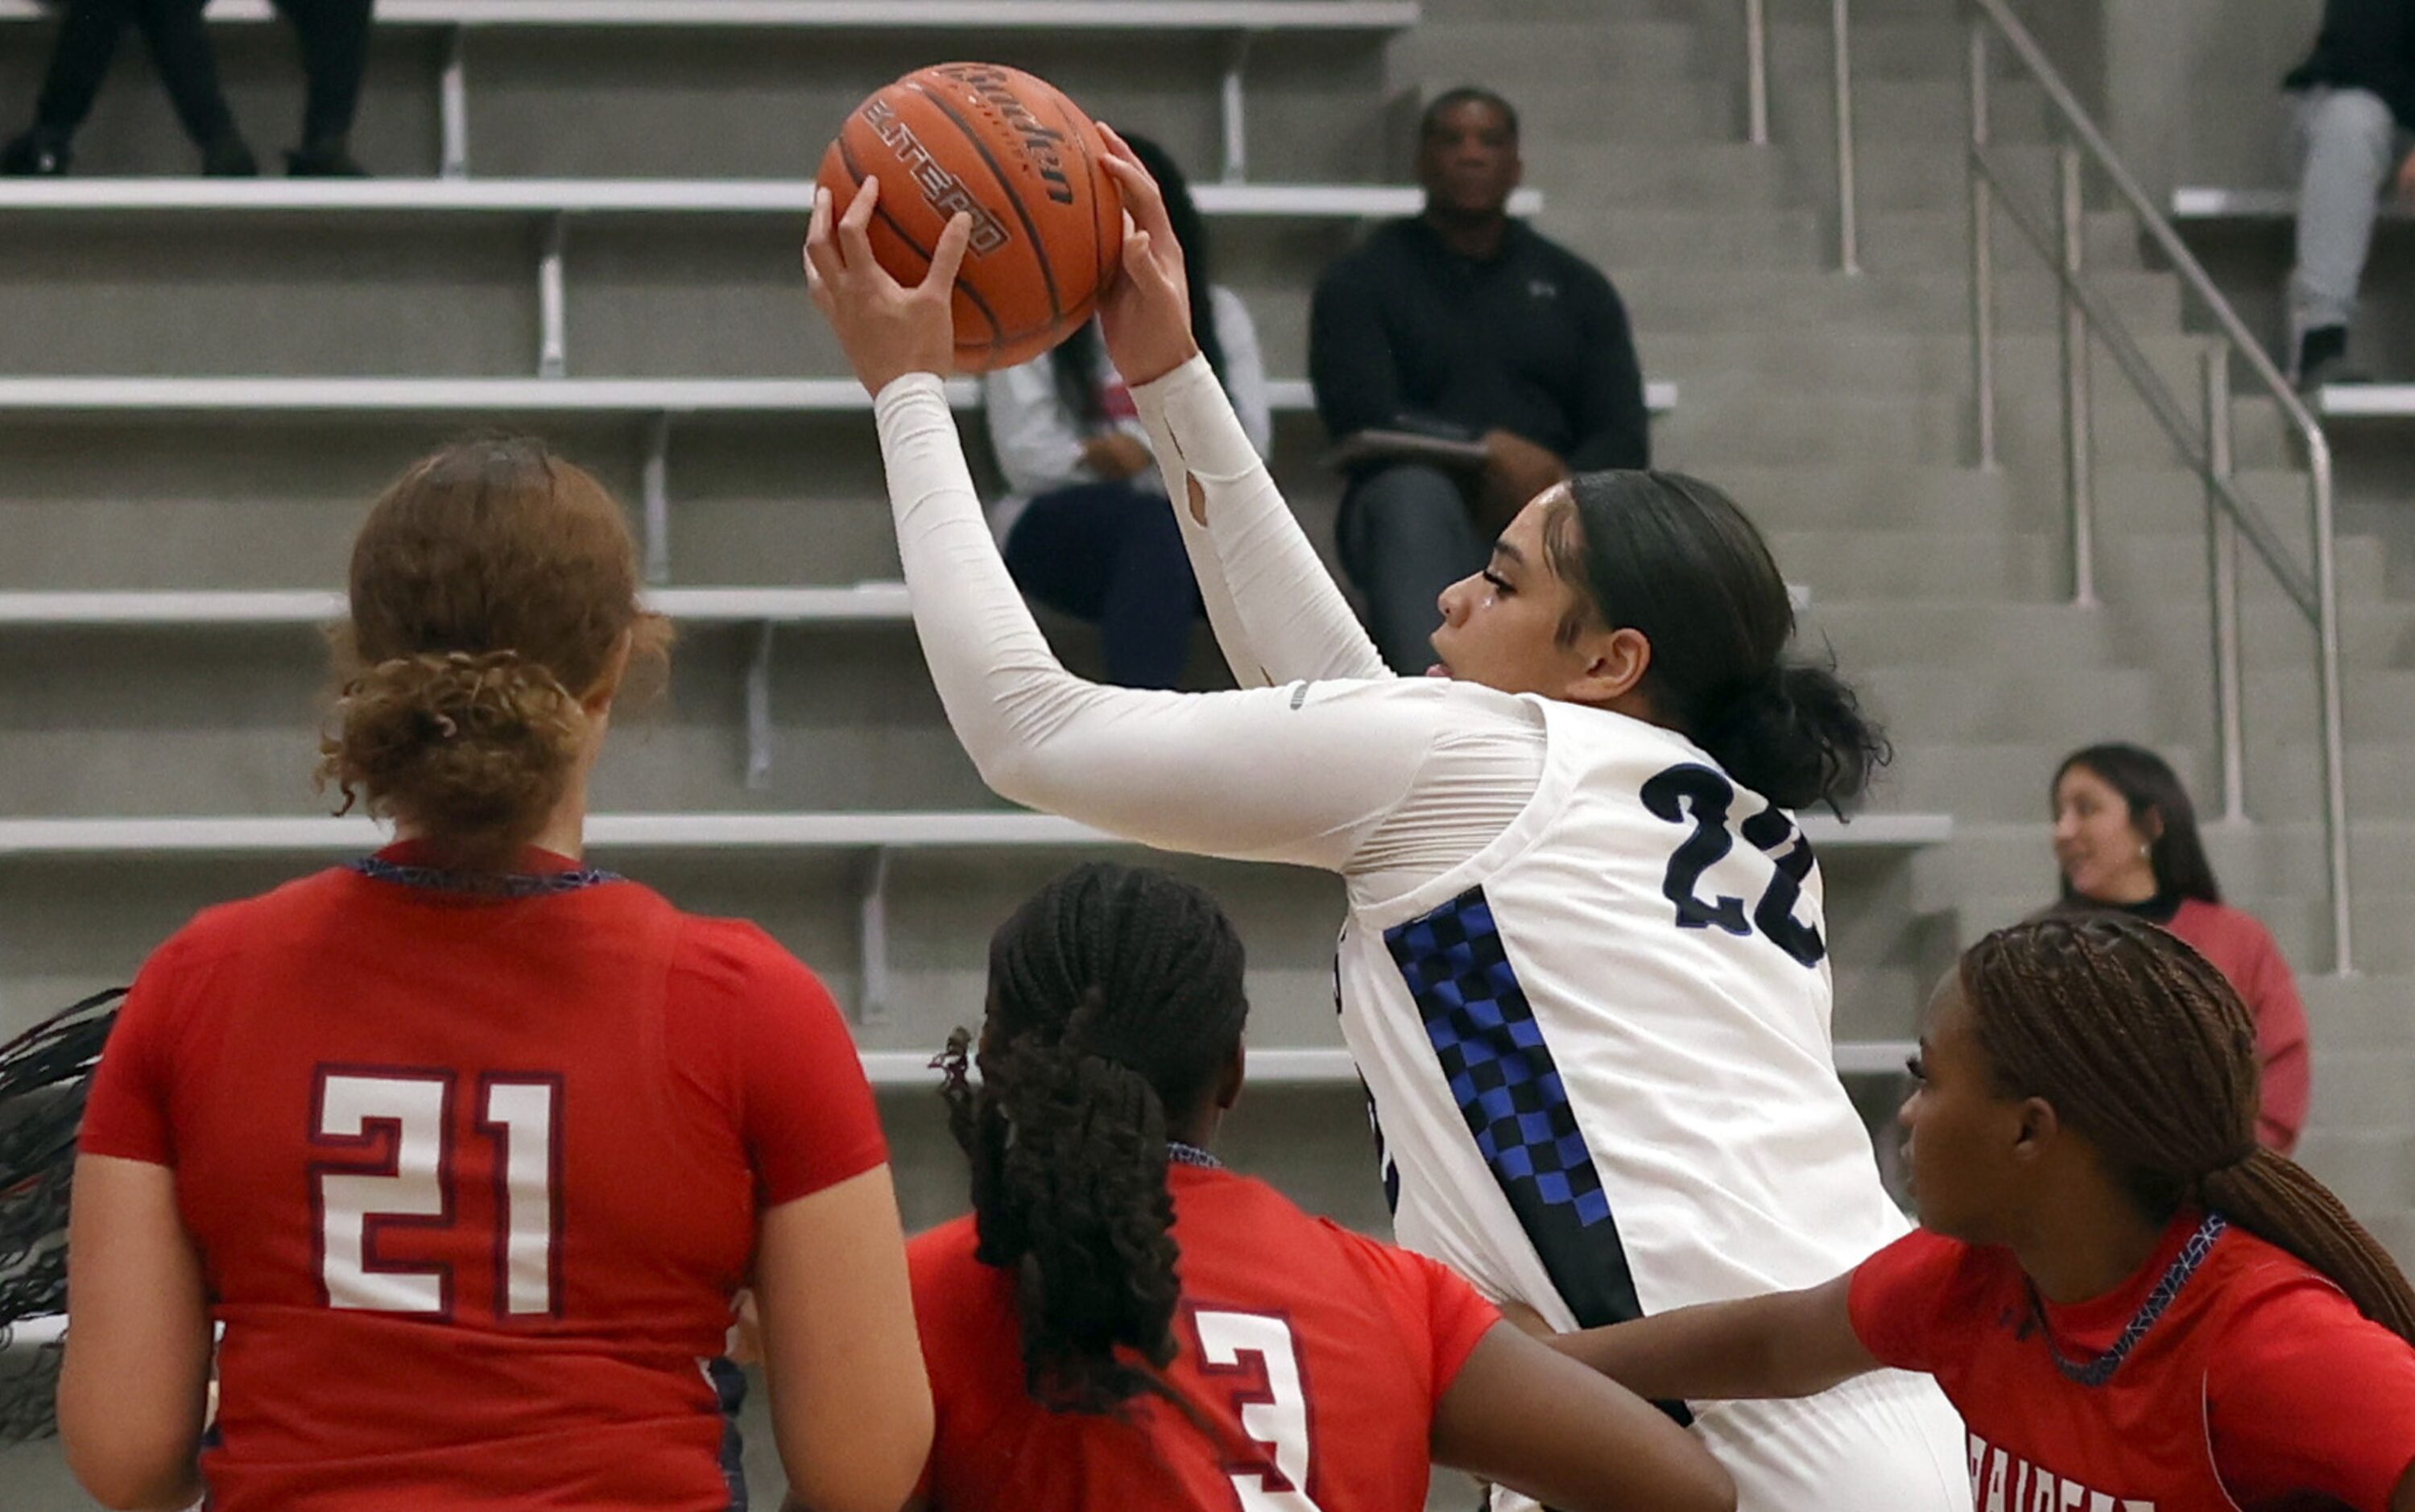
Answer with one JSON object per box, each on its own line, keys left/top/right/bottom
{"left": 309, "top": 1068, "right": 564, "bottom": 1320}
{"left": 1192, "top": 1309, "right": 1322, "bottom": 1511}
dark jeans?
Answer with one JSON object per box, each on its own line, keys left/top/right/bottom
{"left": 1003, "top": 479, "right": 1202, "bottom": 691}
{"left": 1336, "top": 461, "right": 1487, "bottom": 677}
{"left": 32, "top": 0, "right": 371, "bottom": 147}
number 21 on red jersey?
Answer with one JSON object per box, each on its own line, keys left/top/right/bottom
{"left": 1193, "top": 1308, "right": 1323, "bottom": 1511}
{"left": 308, "top": 1067, "right": 564, "bottom": 1320}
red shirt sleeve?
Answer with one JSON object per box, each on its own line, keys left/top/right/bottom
{"left": 1334, "top": 1225, "right": 1502, "bottom": 1406}
{"left": 2205, "top": 1274, "right": 2415, "bottom": 1508}
{"left": 2240, "top": 921, "right": 2310, "bottom": 1155}
{"left": 77, "top": 936, "right": 205, "bottom": 1167}
{"left": 1846, "top": 1227, "right": 1978, "bottom": 1375}
{"left": 696, "top": 922, "right": 887, "bottom": 1206}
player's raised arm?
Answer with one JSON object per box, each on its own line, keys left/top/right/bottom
{"left": 804, "top": 181, "right": 1435, "bottom": 874}
{"left": 1094, "top": 129, "right": 1390, "bottom": 688}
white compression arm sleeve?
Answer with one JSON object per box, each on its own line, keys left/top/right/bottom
{"left": 875, "top": 370, "right": 1452, "bottom": 874}
{"left": 1134, "top": 355, "right": 1389, "bottom": 687}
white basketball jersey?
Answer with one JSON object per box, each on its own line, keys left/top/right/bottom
{"left": 1332, "top": 699, "right": 1971, "bottom": 1510}
{"left": 1337, "top": 695, "right": 1912, "bottom": 1327}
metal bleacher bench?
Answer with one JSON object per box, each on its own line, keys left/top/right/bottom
{"left": 0, "top": 1, "right": 1420, "bottom": 181}
{"left": 0, "top": 179, "right": 1546, "bottom": 382}
{"left": 0, "top": 376, "right": 1681, "bottom": 587}
{"left": 0, "top": 808, "right": 1949, "bottom": 1072}
{"left": 0, "top": 543, "right": 1771, "bottom": 788}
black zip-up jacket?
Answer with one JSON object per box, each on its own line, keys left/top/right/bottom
{"left": 1309, "top": 217, "right": 1649, "bottom": 480}
{"left": 2286, "top": 0, "right": 2415, "bottom": 134}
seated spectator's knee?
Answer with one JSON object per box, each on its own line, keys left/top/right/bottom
{"left": 2308, "top": 87, "right": 2396, "bottom": 148}
{"left": 1354, "top": 465, "right": 1469, "bottom": 541}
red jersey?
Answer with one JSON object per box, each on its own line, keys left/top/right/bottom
{"left": 78, "top": 845, "right": 887, "bottom": 1511}
{"left": 1849, "top": 1212, "right": 2415, "bottom": 1510}
{"left": 2160, "top": 901, "right": 2312, "bottom": 1155}
{"left": 909, "top": 1161, "right": 1501, "bottom": 1512}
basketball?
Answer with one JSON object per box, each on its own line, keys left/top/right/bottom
{"left": 817, "top": 63, "right": 1124, "bottom": 372}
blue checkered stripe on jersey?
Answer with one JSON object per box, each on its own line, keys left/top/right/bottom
{"left": 1385, "top": 890, "right": 1611, "bottom": 1229}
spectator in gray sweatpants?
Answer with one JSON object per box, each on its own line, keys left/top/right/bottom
{"left": 2283, "top": 0, "right": 2415, "bottom": 386}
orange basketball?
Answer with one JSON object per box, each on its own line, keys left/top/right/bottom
{"left": 818, "top": 63, "right": 1124, "bottom": 373}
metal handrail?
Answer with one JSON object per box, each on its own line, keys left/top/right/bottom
{"left": 1741, "top": 0, "right": 1857, "bottom": 273}
{"left": 1963, "top": 0, "right": 2352, "bottom": 973}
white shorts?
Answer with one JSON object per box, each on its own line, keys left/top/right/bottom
{"left": 1488, "top": 1369, "right": 1970, "bottom": 1512}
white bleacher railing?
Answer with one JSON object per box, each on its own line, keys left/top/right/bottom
{"left": 1960, "top": 0, "right": 2352, "bottom": 973}
{"left": 0, "top": 1, "right": 1418, "bottom": 182}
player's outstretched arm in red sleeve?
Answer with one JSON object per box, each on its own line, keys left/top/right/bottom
{"left": 1433, "top": 1323, "right": 1736, "bottom": 1512}
{"left": 1533, "top": 1273, "right": 1882, "bottom": 1405}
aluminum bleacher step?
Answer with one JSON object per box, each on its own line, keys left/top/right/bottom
{"left": 0, "top": 178, "right": 1541, "bottom": 221}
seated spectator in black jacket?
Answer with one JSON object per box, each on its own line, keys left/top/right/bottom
{"left": 1309, "top": 86, "right": 1649, "bottom": 675}
{"left": 2281, "top": 0, "right": 2415, "bottom": 385}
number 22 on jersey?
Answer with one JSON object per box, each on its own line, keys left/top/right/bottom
{"left": 310, "top": 1068, "right": 563, "bottom": 1320}
{"left": 1641, "top": 762, "right": 1825, "bottom": 968}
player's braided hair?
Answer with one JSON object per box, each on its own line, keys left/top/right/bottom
{"left": 937, "top": 862, "right": 1248, "bottom": 1416}
{"left": 318, "top": 436, "right": 670, "bottom": 867}
{"left": 1963, "top": 912, "right": 2415, "bottom": 1345}
{"left": 1549, "top": 471, "right": 1889, "bottom": 816}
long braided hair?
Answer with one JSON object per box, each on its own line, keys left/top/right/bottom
{"left": 1962, "top": 912, "right": 2415, "bottom": 1343}
{"left": 937, "top": 862, "right": 1249, "bottom": 1415}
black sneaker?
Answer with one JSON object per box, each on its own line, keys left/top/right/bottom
{"left": 2293, "top": 325, "right": 2371, "bottom": 390}
{"left": 285, "top": 136, "right": 367, "bottom": 177}
{"left": 1, "top": 128, "right": 71, "bottom": 176}
{"left": 201, "top": 134, "right": 259, "bottom": 177}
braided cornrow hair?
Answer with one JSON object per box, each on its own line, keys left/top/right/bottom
{"left": 937, "top": 862, "right": 1249, "bottom": 1416}
{"left": 1963, "top": 912, "right": 2415, "bottom": 1344}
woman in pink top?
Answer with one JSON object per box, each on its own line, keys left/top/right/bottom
{"left": 2049, "top": 742, "right": 2311, "bottom": 1152}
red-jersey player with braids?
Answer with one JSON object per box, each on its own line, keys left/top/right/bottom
{"left": 59, "top": 440, "right": 932, "bottom": 1511}
{"left": 1536, "top": 912, "right": 2415, "bottom": 1511}
{"left": 905, "top": 861, "right": 1732, "bottom": 1512}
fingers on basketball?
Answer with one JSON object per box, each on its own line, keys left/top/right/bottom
{"left": 924, "top": 213, "right": 975, "bottom": 299}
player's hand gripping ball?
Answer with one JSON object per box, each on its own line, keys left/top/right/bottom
{"left": 817, "top": 63, "right": 1124, "bottom": 372}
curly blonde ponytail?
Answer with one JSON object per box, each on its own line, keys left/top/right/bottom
{"left": 317, "top": 437, "right": 668, "bottom": 865}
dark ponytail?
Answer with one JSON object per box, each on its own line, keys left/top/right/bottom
{"left": 1964, "top": 913, "right": 2415, "bottom": 1345}
{"left": 939, "top": 863, "right": 1249, "bottom": 1415}
{"left": 1551, "top": 470, "right": 1888, "bottom": 814}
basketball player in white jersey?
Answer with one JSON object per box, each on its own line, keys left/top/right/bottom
{"left": 805, "top": 151, "right": 1970, "bottom": 1511}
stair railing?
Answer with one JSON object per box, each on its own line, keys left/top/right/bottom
{"left": 1742, "top": 0, "right": 1859, "bottom": 273}
{"left": 1963, "top": 0, "right": 2352, "bottom": 973}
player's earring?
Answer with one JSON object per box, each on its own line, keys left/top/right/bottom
{"left": 2138, "top": 841, "right": 2152, "bottom": 857}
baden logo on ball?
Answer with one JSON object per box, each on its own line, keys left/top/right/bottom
{"left": 820, "top": 63, "right": 1125, "bottom": 373}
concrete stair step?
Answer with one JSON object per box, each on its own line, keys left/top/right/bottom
{"left": 1768, "top": 527, "right": 2387, "bottom": 605}
{"left": 1647, "top": 329, "right": 2223, "bottom": 401}
{"left": 1856, "top": 663, "right": 2415, "bottom": 746}
{"left": 1940, "top": 889, "right": 2376, "bottom": 972}
{"left": 1620, "top": 265, "right": 2182, "bottom": 334}
{"left": 1658, "top": 386, "right": 2299, "bottom": 472}
{"left": 1875, "top": 737, "right": 2415, "bottom": 822}
{"left": 1396, "top": 19, "right": 2009, "bottom": 85}
{"left": 1808, "top": 599, "right": 2415, "bottom": 674}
